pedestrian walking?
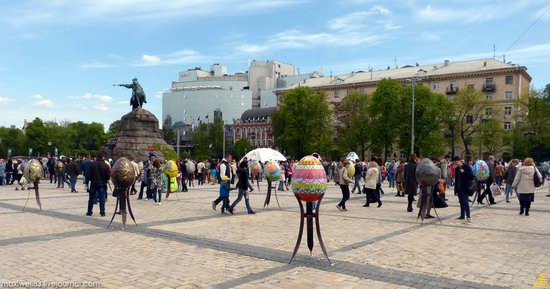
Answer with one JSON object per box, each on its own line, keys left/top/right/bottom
{"left": 512, "top": 158, "right": 541, "bottom": 216}
{"left": 404, "top": 154, "right": 418, "bottom": 212}
{"left": 336, "top": 160, "right": 353, "bottom": 212}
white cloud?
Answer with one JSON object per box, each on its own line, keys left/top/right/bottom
{"left": 135, "top": 49, "right": 213, "bottom": 66}
{"left": 0, "top": 97, "right": 16, "bottom": 104}
{"left": 328, "top": 6, "right": 393, "bottom": 32}
{"left": 68, "top": 93, "right": 113, "bottom": 102}
{"left": 415, "top": 3, "right": 530, "bottom": 23}
{"left": 31, "top": 94, "right": 43, "bottom": 100}
{"left": 93, "top": 103, "right": 109, "bottom": 111}
{"left": 34, "top": 99, "right": 54, "bottom": 108}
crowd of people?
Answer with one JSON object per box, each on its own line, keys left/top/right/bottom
{"left": 1, "top": 151, "right": 549, "bottom": 221}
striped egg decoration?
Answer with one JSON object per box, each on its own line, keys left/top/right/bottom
{"left": 292, "top": 155, "right": 327, "bottom": 202}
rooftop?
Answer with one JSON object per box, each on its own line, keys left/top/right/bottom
{"left": 285, "top": 58, "right": 529, "bottom": 90}
{"left": 240, "top": 107, "right": 277, "bottom": 121}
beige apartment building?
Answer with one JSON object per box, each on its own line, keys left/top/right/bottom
{"left": 276, "top": 58, "right": 532, "bottom": 158}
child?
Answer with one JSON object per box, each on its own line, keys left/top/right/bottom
{"left": 278, "top": 166, "right": 286, "bottom": 191}
{"left": 212, "top": 175, "right": 233, "bottom": 214}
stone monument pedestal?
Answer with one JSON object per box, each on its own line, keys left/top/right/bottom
{"left": 106, "top": 108, "right": 171, "bottom": 162}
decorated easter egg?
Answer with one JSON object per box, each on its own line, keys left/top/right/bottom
{"left": 249, "top": 160, "right": 261, "bottom": 175}
{"left": 346, "top": 161, "right": 355, "bottom": 177}
{"left": 186, "top": 161, "right": 196, "bottom": 173}
{"left": 473, "top": 160, "right": 490, "bottom": 181}
{"left": 292, "top": 155, "right": 328, "bottom": 202}
{"left": 415, "top": 158, "right": 440, "bottom": 187}
{"left": 163, "top": 160, "right": 179, "bottom": 178}
{"left": 24, "top": 159, "right": 43, "bottom": 182}
{"left": 264, "top": 160, "right": 281, "bottom": 182}
{"left": 111, "top": 157, "right": 136, "bottom": 188}
{"left": 197, "top": 161, "right": 205, "bottom": 171}
{"left": 55, "top": 160, "right": 64, "bottom": 173}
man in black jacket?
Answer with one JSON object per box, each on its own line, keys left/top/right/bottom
{"left": 86, "top": 152, "right": 110, "bottom": 216}
{"left": 453, "top": 156, "right": 473, "bottom": 221}
{"left": 352, "top": 159, "right": 363, "bottom": 194}
{"left": 66, "top": 158, "right": 81, "bottom": 193}
{"left": 404, "top": 154, "right": 418, "bottom": 212}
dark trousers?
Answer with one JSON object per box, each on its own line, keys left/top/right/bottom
{"left": 57, "top": 174, "right": 65, "bottom": 188}
{"left": 338, "top": 185, "right": 350, "bottom": 209}
{"left": 365, "top": 188, "right": 380, "bottom": 206}
{"left": 458, "top": 193, "right": 470, "bottom": 218}
{"left": 152, "top": 188, "right": 162, "bottom": 203}
{"left": 138, "top": 180, "right": 148, "bottom": 199}
{"left": 69, "top": 175, "right": 78, "bottom": 192}
{"left": 198, "top": 173, "right": 204, "bottom": 185}
{"left": 221, "top": 197, "right": 230, "bottom": 212}
{"left": 181, "top": 179, "right": 188, "bottom": 192}
{"left": 352, "top": 175, "right": 362, "bottom": 193}
{"left": 230, "top": 189, "right": 253, "bottom": 212}
{"left": 5, "top": 172, "right": 12, "bottom": 185}
{"left": 213, "top": 196, "right": 223, "bottom": 205}
{"left": 479, "top": 184, "right": 495, "bottom": 204}
{"left": 49, "top": 170, "right": 55, "bottom": 183}
{"left": 87, "top": 185, "right": 106, "bottom": 215}
{"left": 406, "top": 187, "right": 416, "bottom": 210}
{"left": 519, "top": 193, "right": 533, "bottom": 214}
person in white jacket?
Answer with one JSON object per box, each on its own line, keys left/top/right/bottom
{"left": 512, "top": 158, "right": 542, "bottom": 216}
{"left": 363, "top": 161, "right": 382, "bottom": 208}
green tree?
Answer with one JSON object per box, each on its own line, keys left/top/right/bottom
{"left": 107, "top": 120, "right": 121, "bottom": 139}
{"left": 232, "top": 138, "right": 252, "bottom": 160}
{"left": 338, "top": 90, "right": 370, "bottom": 160}
{"left": 163, "top": 115, "right": 176, "bottom": 144}
{"left": 452, "top": 88, "right": 493, "bottom": 156}
{"left": 398, "top": 85, "right": 454, "bottom": 157}
{"left": 514, "top": 89, "right": 550, "bottom": 158}
{"left": 25, "top": 118, "right": 47, "bottom": 156}
{"left": 0, "top": 126, "right": 27, "bottom": 156}
{"left": 474, "top": 119, "right": 510, "bottom": 156}
{"left": 273, "top": 86, "right": 333, "bottom": 158}
{"left": 209, "top": 111, "right": 224, "bottom": 158}
{"left": 192, "top": 123, "right": 210, "bottom": 160}
{"left": 367, "top": 79, "right": 402, "bottom": 158}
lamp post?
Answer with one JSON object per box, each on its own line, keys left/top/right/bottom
{"left": 107, "top": 140, "right": 117, "bottom": 161}
{"left": 86, "top": 140, "right": 95, "bottom": 158}
{"left": 405, "top": 69, "right": 427, "bottom": 155}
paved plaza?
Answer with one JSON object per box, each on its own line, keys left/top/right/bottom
{"left": 0, "top": 179, "right": 549, "bottom": 289}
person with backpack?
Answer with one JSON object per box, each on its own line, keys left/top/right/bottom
{"left": 351, "top": 159, "right": 363, "bottom": 194}
{"left": 512, "top": 158, "right": 542, "bottom": 216}
{"left": 504, "top": 159, "right": 519, "bottom": 203}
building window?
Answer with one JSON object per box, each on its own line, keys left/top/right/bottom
{"left": 486, "top": 94, "right": 493, "bottom": 100}
{"left": 347, "top": 88, "right": 353, "bottom": 96}
{"left": 504, "top": 122, "right": 512, "bottom": 130}
{"left": 466, "top": 115, "right": 474, "bottom": 124}
{"left": 505, "top": 91, "right": 513, "bottom": 100}
{"left": 432, "top": 82, "right": 440, "bottom": 90}
{"left": 504, "top": 107, "right": 512, "bottom": 116}
{"left": 334, "top": 90, "right": 340, "bottom": 98}
{"left": 505, "top": 75, "right": 513, "bottom": 85}
{"left": 485, "top": 108, "right": 492, "bottom": 116}
{"left": 449, "top": 80, "right": 457, "bottom": 89}
{"left": 467, "top": 84, "right": 475, "bottom": 90}
{"left": 485, "top": 77, "right": 494, "bottom": 86}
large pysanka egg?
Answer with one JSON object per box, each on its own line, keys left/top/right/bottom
{"left": 473, "top": 160, "right": 490, "bottom": 181}
{"left": 24, "top": 159, "right": 43, "bottom": 182}
{"left": 346, "top": 161, "right": 355, "bottom": 177}
{"left": 55, "top": 160, "right": 64, "bottom": 173}
{"left": 111, "top": 157, "right": 136, "bottom": 188}
{"left": 249, "top": 160, "right": 261, "bottom": 175}
{"left": 415, "top": 158, "right": 440, "bottom": 187}
{"left": 264, "top": 160, "right": 281, "bottom": 182}
{"left": 292, "top": 155, "right": 327, "bottom": 202}
{"left": 164, "top": 160, "right": 178, "bottom": 178}
{"left": 186, "top": 161, "right": 196, "bottom": 173}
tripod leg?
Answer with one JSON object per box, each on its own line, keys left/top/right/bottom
{"left": 274, "top": 187, "right": 281, "bottom": 209}
{"left": 166, "top": 181, "right": 171, "bottom": 199}
{"left": 34, "top": 181, "right": 42, "bottom": 211}
{"left": 289, "top": 195, "right": 305, "bottom": 264}
{"left": 127, "top": 195, "right": 137, "bottom": 226}
{"left": 306, "top": 202, "right": 314, "bottom": 255}
{"left": 108, "top": 197, "right": 120, "bottom": 228}
{"left": 315, "top": 195, "right": 331, "bottom": 264}
{"left": 264, "top": 181, "right": 272, "bottom": 208}
{"left": 431, "top": 192, "right": 442, "bottom": 224}
{"left": 22, "top": 186, "right": 32, "bottom": 212}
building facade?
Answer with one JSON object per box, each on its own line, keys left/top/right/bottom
{"left": 276, "top": 58, "right": 532, "bottom": 157}
{"left": 249, "top": 60, "right": 296, "bottom": 108}
{"left": 162, "top": 64, "right": 252, "bottom": 127}
{"left": 233, "top": 107, "right": 276, "bottom": 148}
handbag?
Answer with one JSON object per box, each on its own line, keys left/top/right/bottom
{"left": 467, "top": 179, "right": 476, "bottom": 196}
{"left": 534, "top": 168, "right": 542, "bottom": 188}
{"left": 490, "top": 182, "right": 502, "bottom": 196}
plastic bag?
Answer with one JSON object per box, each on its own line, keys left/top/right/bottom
{"left": 490, "top": 183, "right": 502, "bottom": 196}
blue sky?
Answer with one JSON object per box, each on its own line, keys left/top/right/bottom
{"left": 1, "top": 0, "right": 549, "bottom": 129}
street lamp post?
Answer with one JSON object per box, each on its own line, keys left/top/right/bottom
{"left": 107, "top": 140, "right": 117, "bottom": 161}
{"left": 406, "top": 69, "right": 427, "bottom": 155}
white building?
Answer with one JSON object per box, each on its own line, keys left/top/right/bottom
{"left": 249, "top": 60, "right": 296, "bottom": 108}
{"left": 162, "top": 64, "right": 252, "bottom": 127}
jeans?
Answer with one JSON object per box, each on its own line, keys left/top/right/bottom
{"left": 57, "top": 174, "right": 65, "bottom": 188}
{"left": 504, "top": 183, "right": 514, "bottom": 201}
{"left": 230, "top": 189, "right": 253, "bottom": 212}
{"left": 152, "top": 188, "right": 162, "bottom": 203}
{"left": 87, "top": 185, "right": 106, "bottom": 215}
{"left": 388, "top": 172, "right": 396, "bottom": 187}
{"left": 69, "top": 175, "right": 78, "bottom": 192}
{"left": 495, "top": 176, "right": 503, "bottom": 187}
{"left": 181, "top": 179, "right": 188, "bottom": 192}
{"left": 6, "top": 172, "right": 12, "bottom": 185}
{"left": 338, "top": 185, "right": 350, "bottom": 209}
{"left": 352, "top": 175, "right": 362, "bottom": 193}
{"left": 138, "top": 180, "right": 148, "bottom": 199}
{"left": 0, "top": 176, "right": 4, "bottom": 185}
{"left": 278, "top": 180, "right": 285, "bottom": 190}
{"left": 458, "top": 193, "right": 470, "bottom": 218}
{"left": 287, "top": 175, "right": 292, "bottom": 185}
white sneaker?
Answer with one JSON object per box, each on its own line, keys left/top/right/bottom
{"left": 158, "top": 202, "right": 162, "bottom": 205}
{"left": 145, "top": 198, "right": 149, "bottom": 201}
